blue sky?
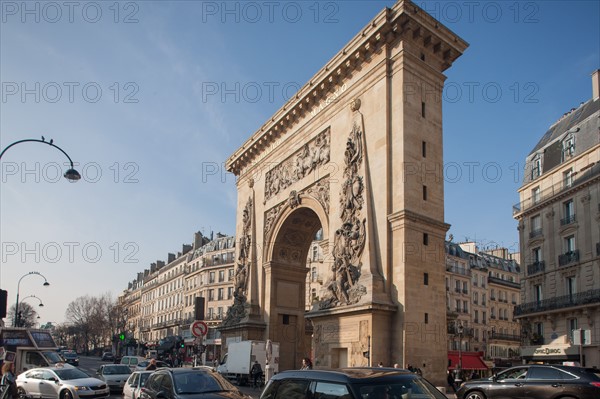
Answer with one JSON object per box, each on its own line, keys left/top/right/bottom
{"left": 1, "top": 1, "right": 598, "bottom": 324}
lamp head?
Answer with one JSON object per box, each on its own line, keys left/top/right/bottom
{"left": 64, "top": 168, "right": 81, "bottom": 181}
{"left": 43, "top": 282, "right": 50, "bottom": 286}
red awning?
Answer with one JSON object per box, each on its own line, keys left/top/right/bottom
{"left": 448, "top": 351, "right": 488, "bottom": 370}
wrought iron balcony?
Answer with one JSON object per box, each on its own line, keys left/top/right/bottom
{"left": 560, "top": 214, "right": 576, "bottom": 226}
{"left": 489, "top": 332, "right": 521, "bottom": 342}
{"left": 558, "top": 250, "right": 579, "bottom": 267}
{"left": 488, "top": 276, "right": 520, "bottom": 289}
{"left": 514, "top": 288, "right": 600, "bottom": 316}
{"left": 527, "top": 261, "right": 545, "bottom": 275}
{"left": 529, "top": 229, "right": 543, "bottom": 239}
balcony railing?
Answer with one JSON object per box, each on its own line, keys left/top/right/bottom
{"left": 513, "top": 166, "right": 599, "bottom": 216}
{"left": 560, "top": 214, "right": 576, "bottom": 226}
{"left": 489, "top": 333, "right": 521, "bottom": 342}
{"left": 529, "top": 229, "right": 543, "bottom": 239}
{"left": 488, "top": 276, "right": 520, "bottom": 289}
{"left": 558, "top": 250, "right": 579, "bottom": 267}
{"left": 462, "top": 289, "right": 468, "bottom": 294}
{"left": 447, "top": 265, "right": 471, "bottom": 276}
{"left": 514, "top": 288, "right": 600, "bottom": 316}
{"left": 527, "top": 261, "right": 545, "bottom": 275}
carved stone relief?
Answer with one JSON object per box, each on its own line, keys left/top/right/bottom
{"left": 320, "top": 109, "right": 367, "bottom": 309}
{"left": 264, "top": 129, "right": 330, "bottom": 201}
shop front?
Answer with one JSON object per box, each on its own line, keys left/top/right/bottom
{"left": 448, "top": 351, "right": 489, "bottom": 381}
{"left": 521, "top": 344, "right": 580, "bottom": 364}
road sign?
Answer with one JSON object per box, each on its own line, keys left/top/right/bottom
{"left": 191, "top": 320, "right": 208, "bottom": 337}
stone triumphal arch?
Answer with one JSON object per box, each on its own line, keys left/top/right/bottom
{"left": 221, "top": 0, "right": 467, "bottom": 385}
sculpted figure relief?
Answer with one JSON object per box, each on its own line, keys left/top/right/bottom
{"left": 320, "top": 112, "right": 367, "bottom": 309}
{"left": 264, "top": 130, "right": 330, "bottom": 201}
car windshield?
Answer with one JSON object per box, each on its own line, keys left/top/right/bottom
{"left": 174, "top": 371, "right": 235, "bottom": 394}
{"left": 43, "top": 351, "right": 65, "bottom": 364}
{"left": 63, "top": 353, "right": 77, "bottom": 358}
{"left": 358, "top": 377, "right": 448, "bottom": 399}
{"left": 105, "top": 366, "right": 132, "bottom": 375}
{"left": 140, "top": 373, "right": 150, "bottom": 386}
{"left": 55, "top": 368, "right": 90, "bottom": 380}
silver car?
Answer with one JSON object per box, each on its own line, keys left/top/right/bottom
{"left": 16, "top": 365, "right": 109, "bottom": 399}
{"left": 96, "top": 364, "right": 132, "bottom": 393}
{"left": 123, "top": 371, "right": 153, "bottom": 399}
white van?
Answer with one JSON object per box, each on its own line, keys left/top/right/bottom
{"left": 146, "top": 350, "right": 158, "bottom": 359}
{"left": 120, "top": 355, "right": 145, "bottom": 370}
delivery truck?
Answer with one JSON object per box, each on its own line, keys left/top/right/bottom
{"left": 216, "top": 340, "right": 279, "bottom": 385}
{"left": 0, "top": 327, "right": 66, "bottom": 374}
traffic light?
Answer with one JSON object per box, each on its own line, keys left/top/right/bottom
{"left": 0, "top": 290, "right": 7, "bottom": 318}
{"left": 181, "top": 342, "right": 185, "bottom": 348}
{"left": 119, "top": 333, "right": 126, "bottom": 341}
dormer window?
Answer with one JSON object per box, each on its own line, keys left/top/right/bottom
{"left": 563, "top": 135, "right": 575, "bottom": 160}
{"left": 531, "top": 155, "right": 542, "bottom": 179}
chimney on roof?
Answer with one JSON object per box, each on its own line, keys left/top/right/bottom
{"left": 592, "top": 69, "right": 600, "bottom": 100}
{"left": 168, "top": 253, "right": 176, "bottom": 263}
{"left": 182, "top": 244, "right": 192, "bottom": 255}
{"left": 157, "top": 260, "right": 165, "bottom": 269}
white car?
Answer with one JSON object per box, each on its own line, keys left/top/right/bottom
{"left": 123, "top": 371, "right": 153, "bottom": 399}
{"left": 96, "top": 364, "right": 132, "bottom": 393}
{"left": 16, "top": 365, "right": 109, "bottom": 399}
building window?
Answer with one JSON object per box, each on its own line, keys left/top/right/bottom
{"left": 423, "top": 273, "right": 429, "bottom": 286}
{"left": 534, "top": 284, "right": 542, "bottom": 304}
{"left": 227, "top": 287, "right": 233, "bottom": 299}
{"left": 228, "top": 268, "right": 234, "bottom": 281}
{"left": 424, "top": 313, "right": 428, "bottom": 324}
{"left": 531, "top": 155, "right": 541, "bottom": 179}
{"left": 208, "top": 289, "right": 214, "bottom": 301}
{"left": 473, "top": 292, "right": 478, "bottom": 304}
{"left": 218, "top": 288, "right": 224, "bottom": 300}
{"left": 311, "top": 267, "right": 317, "bottom": 282}
{"left": 532, "top": 186, "right": 541, "bottom": 204}
{"left": 209, "top": 272, "right": 215, "bottom": 284}
{"left": 422, "top": 141, "right": 426, "bottom": 157}
{"left": 563, "top": 135, "right": 575, "bottom": 160}
{"left": 312, "top": 246, "right": 318, "bottom": 261}
{"left": 423, "top": 185, "right": 427, "bottom": 201}
{"left": 530, "top": 214, "right": 542, "bottom": 238}
{"left": 455, "top": 299, "right": 460, "bottom": 312}
{"left": 532, "top": 247, "right": 542, "bottom": 263}
{"left": 562, "top": 200, "right": 575, "bottom": 225}
{"left": 566, "top": 276, "right": 576, "bottom": 297}
{"left": 568, "top": 318, "right": 578, "bottom": 343}
{"left": 421, "top": 102, "right": 426, "bottom": 118}
{"left": 564, "top": 168, "right": 573, "bottom": 188}
{"left": 564, "top": 235, "right": 575, "bottom": 253}
{"left": 423, "top": 233, "right": 429, "bottom": 246}
{"left": 219, "top": 270, "right": 225, "bottom": 282}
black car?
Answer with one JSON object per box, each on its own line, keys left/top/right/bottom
{"left": 102, "top": 351, "right": 115, "bottom": 362}
{"left": 62, "top": 351, "right": 80, "bottom": 366}
{"left": 260, "top": 368, "right": 448, "bottom": 399}
{"left": 139, "top": 367, "right": 252, "bottom": 399}
{"left": 456, "top": 364, "right": 600, "bottom": 399}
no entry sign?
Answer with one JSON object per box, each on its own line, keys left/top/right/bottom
{"left": 191, "top": 320, "right": 208, "bottom": 337}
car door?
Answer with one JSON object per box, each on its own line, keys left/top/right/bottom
{"left": 486, "top": 366, "right": 530, "bottom": 399}
{"left": 124, "top": 373, "right": 139, "bottom": 399}
{"left": 523, "top": 366, "right": 567, "bottom": 399}
{"left": 20, "top": 370, "right": 43, "bottom": 398}
{"left": 37, "top": 370, "right": 59, "bottom": 399}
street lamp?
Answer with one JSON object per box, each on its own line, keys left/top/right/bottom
{"left": 0, "top": 137, "right": 81, "bottom": 181}
{"left": 456, "top": 321, "right": 464, "bottom": 378}
{"left": 16, "top": 294, "right": 44, "bottom": 327}
{"left": 14, "top": 271, "right": 50, "bottom": 327}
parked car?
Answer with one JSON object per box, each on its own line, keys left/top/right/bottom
{"left": 101, "top": 351, "right": 115, "bottom": 362}
{"left": 123, "top": 371, "right": 153, "bottom": 399}
{"left": 16, "top": 365, "right": 109, "bottom": 399}
{"left": 121, "top": 355, "right": 146, "bottom": 370}
{"left": 260, "top": 368, "right": 448, "bottom": 399}
{"left": 62, "top": 351, "right": 80, "bottom": 366}
{"left": 139, "top": 367, "right": 252, "bottom": 399}
{"left": 135, "top": 360, "right": 170, "bottom": 371}
{"left": 96, "top": 364, "right": 133, "bottom": 393}
{"left": 456, "top": 364, "right": 600, "bottom": 399}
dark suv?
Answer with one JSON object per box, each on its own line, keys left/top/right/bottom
{"left": 139, "top": 367, "right": 251, "bottom": 399}
{"left": 456, "top": 364, "right": 600, "bottom": 399}
{"left": 260, "top": 368, "right": 447, "bottom": 399}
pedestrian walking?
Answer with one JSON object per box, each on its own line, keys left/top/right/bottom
{"left": 447, "top": 370, "right": 457, "bottom": 393}
{"left": 1, "top": 362, "right": 19, "bottom": 399}
{"left": 250, "top": 361, "right": 263, "bottom": 388}
{"left": 146, "top": 358, "right": 157, "bottom": 370}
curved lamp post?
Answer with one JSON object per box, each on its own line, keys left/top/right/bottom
{"left": 0, "top": 137, "right": 81, "bottom": 181}
{"left": 14, "top": 271, "right": 49, "bottom": 327}
{"left": 16, "top": 294, "right": 44, "bottom": 327}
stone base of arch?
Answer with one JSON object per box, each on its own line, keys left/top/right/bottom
{"left": 218, "top": 319, "right": 266, "bottom": 349}
{"left": 307, "top": 304, "right": 396, "bottom": 369}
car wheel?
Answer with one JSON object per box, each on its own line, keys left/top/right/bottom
{"left": 17, "top": 387, "right": 27, "bottom": 399}
{"left": 465, "top": 391, "right": 487, "bottom": 399}
{"left": 61, "top": 389, "right": 74, "bottom": 399}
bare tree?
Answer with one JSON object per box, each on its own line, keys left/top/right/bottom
{"left": 8, "top": 302, "right": 39, "bottom": 327}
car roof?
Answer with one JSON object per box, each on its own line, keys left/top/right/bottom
{"left": 270, "top": 368, "right": 416, "bottom": 383}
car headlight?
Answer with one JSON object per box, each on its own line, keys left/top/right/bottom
{"left": 74, "top": 386, "right": 91, "bottom": 391}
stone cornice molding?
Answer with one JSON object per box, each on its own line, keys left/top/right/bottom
{"left": 388, "top": 209, "right": 451, "bottom": 233}
{"left": 226, "top": 0, "right": 468, "bottom": 176}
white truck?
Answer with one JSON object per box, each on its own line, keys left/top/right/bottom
{"left": 0, "top": 327, "right": 66, "bottom": 374}
{"left": 217, "top": 340, "right": 279, "bottom": 385}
